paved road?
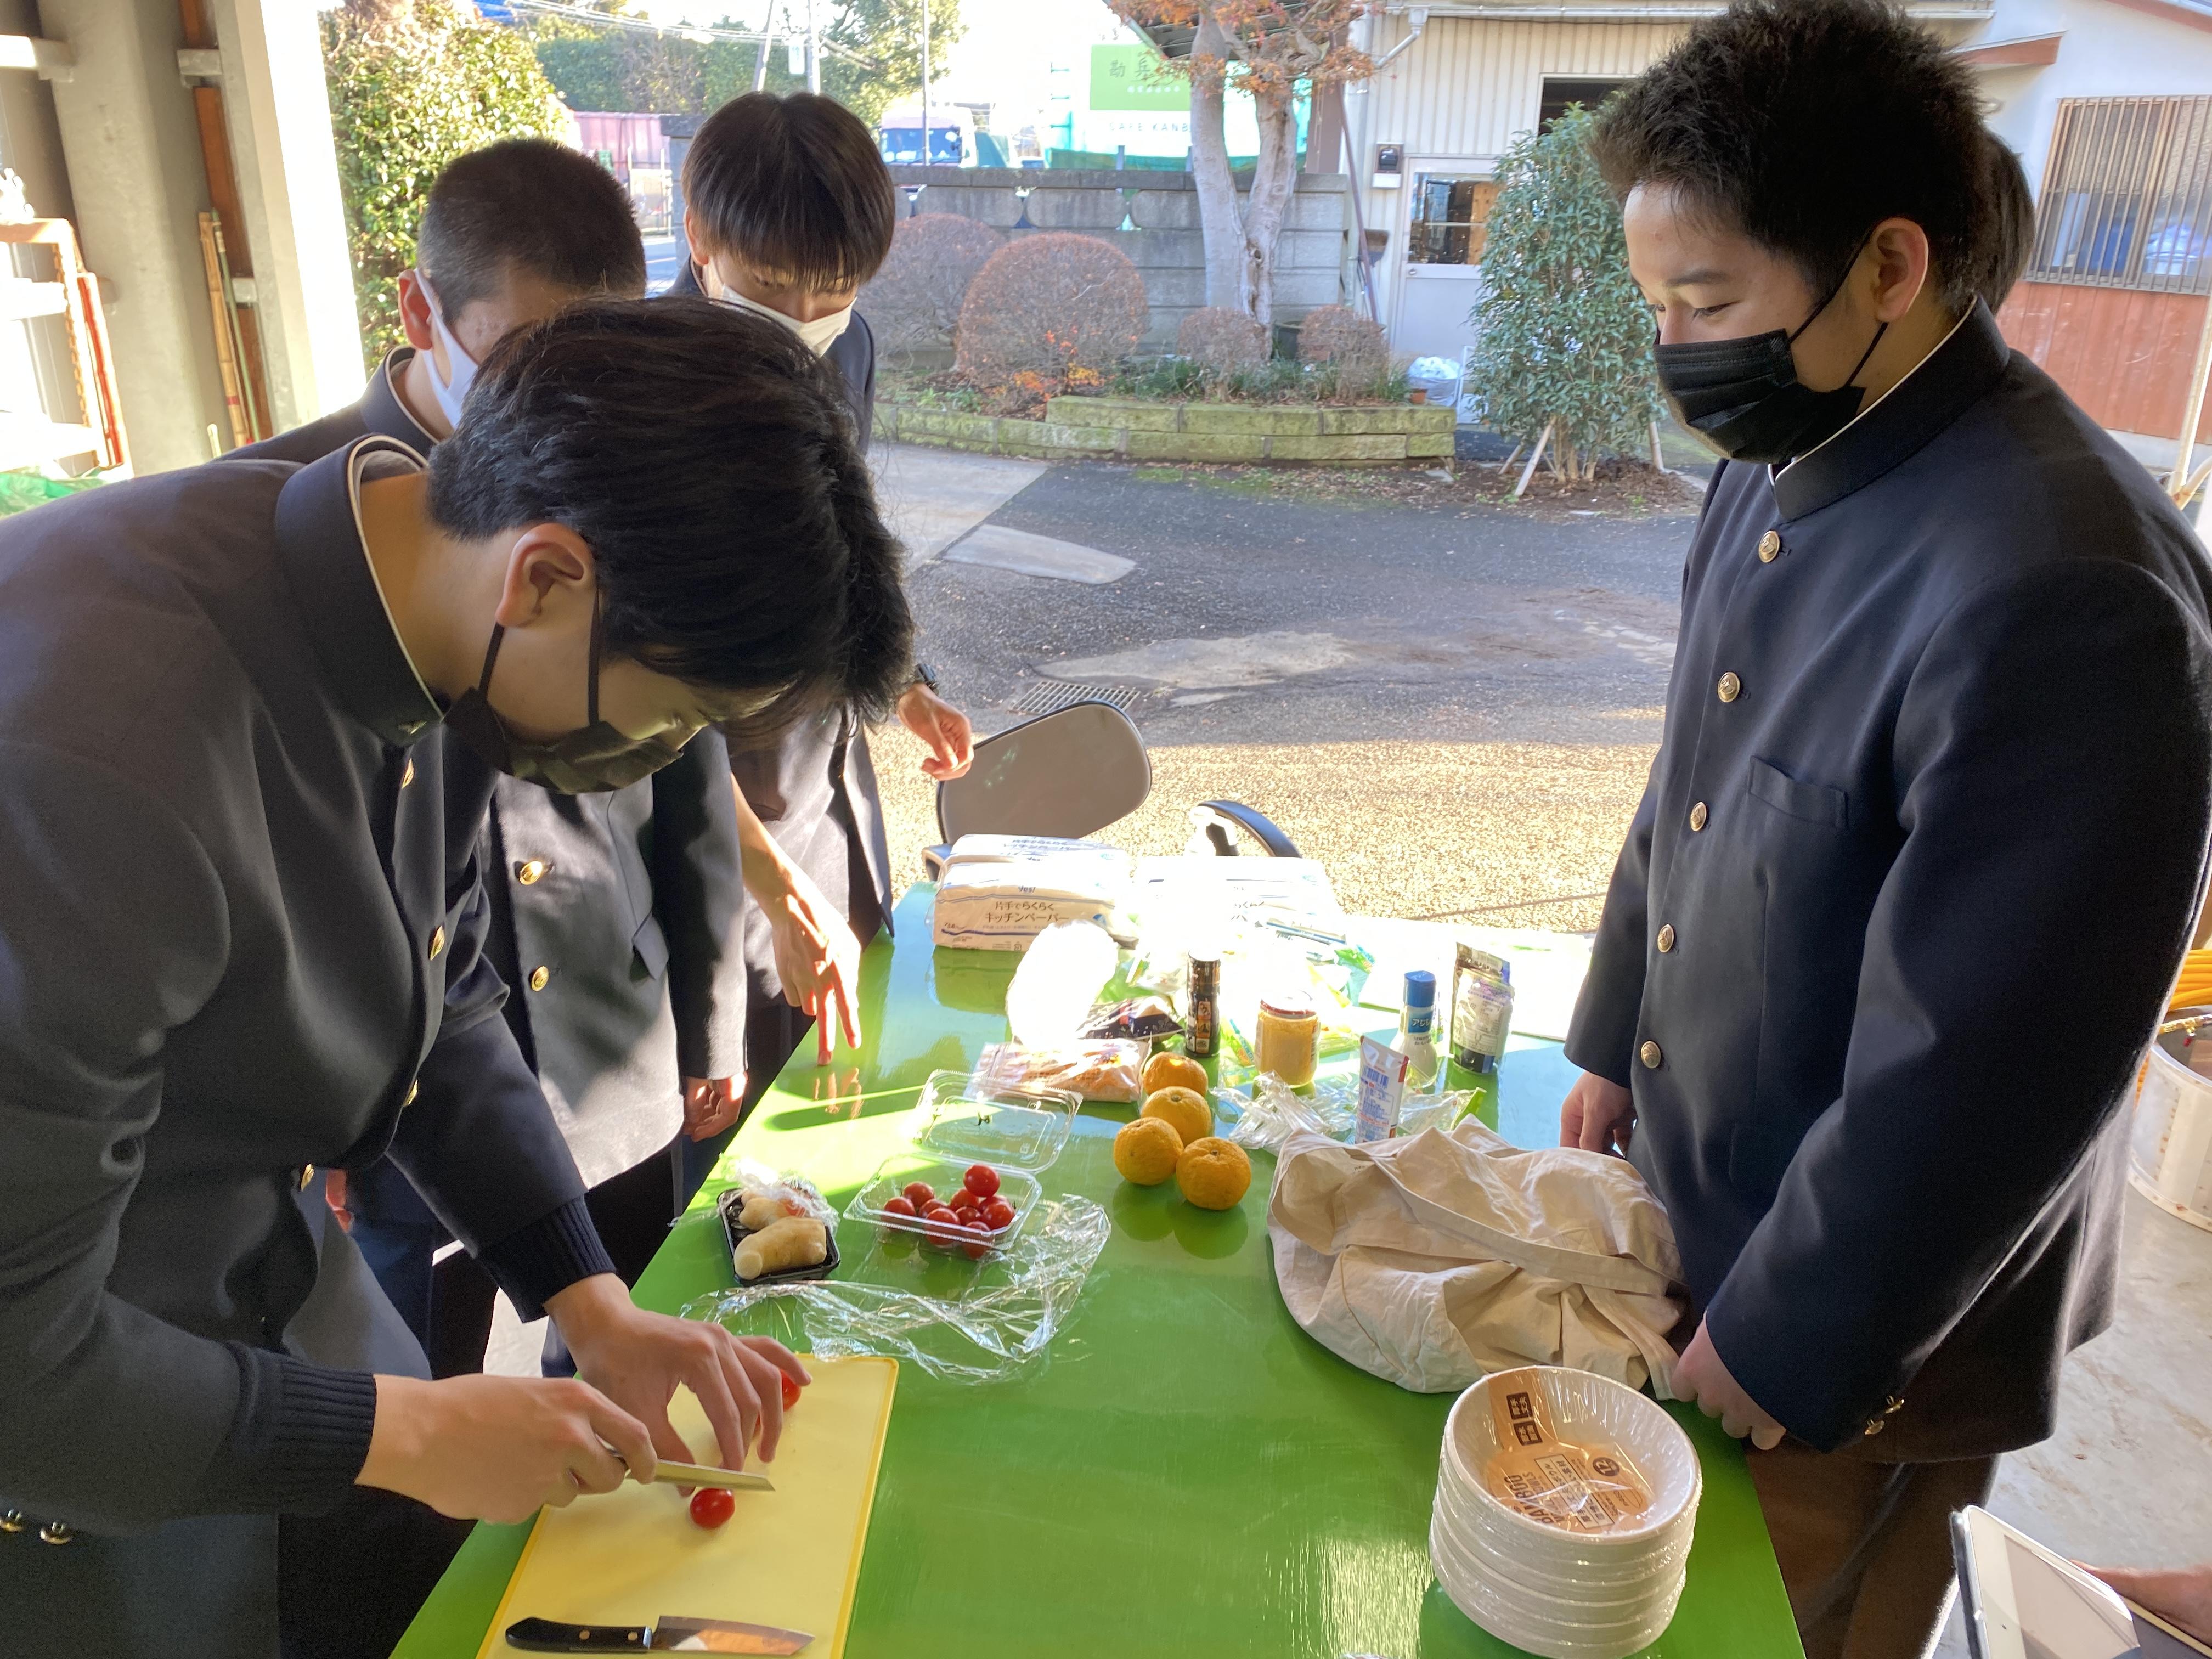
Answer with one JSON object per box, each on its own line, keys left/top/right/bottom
{"left": 867, "top": 449, "right": 1699, "bottom": 928}
{"left": 644, "top": 233, "right": 683, "bottom": 295}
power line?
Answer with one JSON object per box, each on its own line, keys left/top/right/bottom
{"left": 499, "top": 0, "right": 880, "bottom": 72}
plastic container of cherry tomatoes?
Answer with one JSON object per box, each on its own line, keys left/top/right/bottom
{"left": 844, "top": 1071, "right": 1077, "bottom": 1255}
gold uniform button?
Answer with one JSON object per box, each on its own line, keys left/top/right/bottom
{"left": 1717, "top": 671, "right": 1742, "bottom": 703}
{"left": 1690, "top": 801, "right": 1709, "bottom": 832}
{"left": 516, "top": 859, "right": 549, "bottom": 885}
{"left": 0, "top": 1509, "right": 25, "bottom": 1533}
{"left": 400, "top": 757, "right": 415, "bottom": 788}
{"left": 1757, "top": 531, "right": 1781, "bottom": 563}
{"left": 402, "top": 1080, "right": 419, "bottom": 1108}
{"left": 1656, "top": 924, "right": 1676, "bottom": 953}
{"left": 428, "top": 925, "right": 446, "bottom": 960}
{"left": 1639, "top": 1039, "right": 1663, "bottom": 1069}
{"left": 528, "top": 965, "right": 550, "bottom": 992}
{"left": 37, "top": 1521, "right": 72, "bottom": 1545}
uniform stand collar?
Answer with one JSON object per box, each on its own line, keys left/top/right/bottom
{"left": 1771, "top": 300, "right": 2012, "bottom": 522}
{"left": 362, "top": 346, "right": 440, "bottom": 453}
{"left": 273, "top": 435, "right": 444, "bottom": 747}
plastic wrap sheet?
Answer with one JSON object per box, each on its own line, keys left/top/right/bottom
{"left": 685, "top": 1195, "right": 1112, "bottom": 1385}
{"left": 1216, "top": 1072, "right": 1473, "bottom": 1152}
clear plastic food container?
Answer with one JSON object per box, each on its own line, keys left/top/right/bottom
{"left": 844, "top": 1071, "right": 1078, "bottom": 1255}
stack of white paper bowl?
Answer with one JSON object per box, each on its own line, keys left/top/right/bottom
{"left": 1429, "top": 1367, "right": 1702, "bottom": 1659}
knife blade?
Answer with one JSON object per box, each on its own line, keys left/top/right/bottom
{"left": 605, "top": 1449, "right": 775, "bottom": 1492}
{"left": 505, "top": 1614, "right": 813, "bottom": 1653}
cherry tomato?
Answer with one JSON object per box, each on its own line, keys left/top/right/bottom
{"left": 902, "top": 1182, "right": 936, "bottom": 1210}
{"left": 923, "top": 1205, "right": 961, "bottom": 1245}
{"left": 689, "top": 1486, "right": 735, "bottom": 1530}
{"left": 781, "top": 1371, "right": 801, "bottom": 1411}
{"left": 981, "top": 1197, "right": 1016, "bottom": 1231}
{"left": 964, "top": 1164, "right": 1001, "bottom": 1200}
{"left": 960, "top": 1223, "right": 991, "bottom": 1261}
{"left": 882, "top": 1194, "right": 918, "bottom": 1219}
{"left": 949, "top": 1188, "right": 980, "bottom": 1214}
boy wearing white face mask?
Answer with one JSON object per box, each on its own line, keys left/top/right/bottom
{"left": 668, "top": 93, "right": 978, "bottom": 1169}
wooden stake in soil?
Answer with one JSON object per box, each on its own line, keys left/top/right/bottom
{"left": 1514, "top": 421, "right": 1554, "bottom": 499}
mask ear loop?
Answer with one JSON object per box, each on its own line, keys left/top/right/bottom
{"left": 477, "top": 624, "right": 506, "bottom": 695}
{"left": 1787, "top": 229, "right": 1888, "bottom": 393}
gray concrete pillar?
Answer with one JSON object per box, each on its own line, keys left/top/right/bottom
{"left": 36, "top": 0, "right": 230, "bottom": 473}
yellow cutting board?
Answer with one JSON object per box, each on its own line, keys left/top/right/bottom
{"left": 475, "top": 1357, "right": 898, "bottom": 1659}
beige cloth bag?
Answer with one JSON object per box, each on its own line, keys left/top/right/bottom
{"left": 1268, "top": 1120, "right": 1688, "bottom": 1396}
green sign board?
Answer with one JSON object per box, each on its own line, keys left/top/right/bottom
{"left": 1089, "top": 43, "right": 1189, "bottom": 112}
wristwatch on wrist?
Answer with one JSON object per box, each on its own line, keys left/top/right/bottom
{"left": 911, "top": 661, "right": 940, "bottom": 693}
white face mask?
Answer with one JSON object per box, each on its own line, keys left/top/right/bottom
{"left": 711, "top": 276, "right": 854, "bottom": 357}
{"left": 419, "top": 276, "right": 479, "bottom": 428}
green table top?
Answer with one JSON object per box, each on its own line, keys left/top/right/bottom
{"left": 397, "top": 888, "right": 1797, "bottom": 1659}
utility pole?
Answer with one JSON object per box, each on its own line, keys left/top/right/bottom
{"left": 806, "top": 0, "right": 820, "bottom": 93}
{"left": 920, "top": 0, "right": 931, "bottom": 166}
{"left": 752, "top": 0, "right": 773, "bottom": 91}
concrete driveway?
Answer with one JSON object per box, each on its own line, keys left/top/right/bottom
{"left": 866, "top": 441, "right": 1691, "bottom": 929}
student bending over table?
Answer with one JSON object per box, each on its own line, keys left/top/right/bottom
{"left": 670, "top": 92, "right": 975, "bottom": 1170}
{"left": 239, "top": 139, "right": 751, "bottom": 1378}
{"left": 0, "top": 300, "right": 912, "bottom": 1659}
{"left": 1560, "top": 5, "right": 2212, "bottom": 1656}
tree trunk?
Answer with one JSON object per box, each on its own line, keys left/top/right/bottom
{"left": 1188, "top": 14, "right": 1244, "bottom": 312}
{"left": 1237, "top": 76, "right": 1300, "bottom": 325}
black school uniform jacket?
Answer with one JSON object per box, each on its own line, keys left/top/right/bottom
{"left": 0, "top": 442, "right": 614, "bottom": 1655}
{"left": 1566, "top": 303, "right": 2212, "bottom": 1458}
{"left": 233, "top": 360, "right": 748, "bottom": 1183}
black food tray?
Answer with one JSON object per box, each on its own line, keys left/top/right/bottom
{"left": 716, "top": 1187, "right": 841, "bottom": 1286}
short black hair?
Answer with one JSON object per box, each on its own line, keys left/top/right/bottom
{"left": 1970, "top": 132, "right": 2035, "bottom": 312}
{"left": 419, "top": 139, "right": 647, "bottom": 319}
{"left": 428, "top": 298, "right": 913, "bottom": 736}
{"left": 684, "top": 92, "right": 896, "bottom": 290}
{"left": 1592, "top": 0, "right": 1993, "bottom": 313}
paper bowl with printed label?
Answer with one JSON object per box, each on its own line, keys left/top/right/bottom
{"left": 1429, "top": 1366, "right": 1701, "bottom": 1655}
{"left": 1441, "top": 1365, "right": 1701, "bottom": 1554}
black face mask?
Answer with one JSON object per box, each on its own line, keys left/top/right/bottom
{"left": 442, "top": 591, "right": 690, "bottom": 794}
{"left": 1652, "top": 256, "right": 1889, "bottom": 465}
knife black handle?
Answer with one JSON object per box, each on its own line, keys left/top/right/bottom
{"left": 505, "top": 1616, "right": 651, "bottom": 1651}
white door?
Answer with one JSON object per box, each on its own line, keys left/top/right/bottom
{"left": 1390, "top": 170, "right": 1497, "bottom": 422}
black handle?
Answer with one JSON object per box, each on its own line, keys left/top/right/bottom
{"left": 505, "top": 1617, "right": 651, "bottom": 1651}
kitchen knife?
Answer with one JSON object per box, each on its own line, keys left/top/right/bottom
{"left": 505, "top": 1614, "right": 812, "bottom": 1653}
{"left": 605, "top": 1449, "right": 775, "bottom": 1492}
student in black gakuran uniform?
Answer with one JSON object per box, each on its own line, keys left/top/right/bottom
{"left": 1561, "top": 7, "right": 2212, "bottom": 1656}
{"left": 239, "top": 140, "right": 751, "bottom": 1375}
{"left": 0, "top": 300, "right": 913, "bottom": 1657}
{"left": 669, "top": 93, "right": 978, "bottom": 1169}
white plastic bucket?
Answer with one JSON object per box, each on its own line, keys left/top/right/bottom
{"left": 2131, "top": 1040, "right": 2212, "bottom": 1232}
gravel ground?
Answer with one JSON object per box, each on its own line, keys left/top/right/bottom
{"left": 870, "top": 726, "right": 1653, "bottom": 929}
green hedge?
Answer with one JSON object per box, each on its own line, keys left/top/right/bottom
{"left": 322, "top": 0, "right": 561, "bottom": 360}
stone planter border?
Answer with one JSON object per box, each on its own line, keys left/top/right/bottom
{"left": 878, "top": 394, "right": 1455, "bottom": 466}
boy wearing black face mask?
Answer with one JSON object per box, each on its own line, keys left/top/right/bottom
{"left": 1560, "top": 5, "right": 2212, "bottom": 1654}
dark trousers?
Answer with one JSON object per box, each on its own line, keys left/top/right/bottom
{"left": 348, "top": 1139, "right": 686, "bottom": 1379}
{"left": 1747, "top": 1440, "right": 2001, "bottom": 1659}
{"left": 278, "top": 1485, "right": 471, "bottom": 1659}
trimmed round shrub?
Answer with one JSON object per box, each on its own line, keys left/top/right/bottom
{"left": 1297, "top": 303, "right": 1387, "bottom": 369}
{"left": 1176, "top": 306, "right": 1269, "bottom": 375}
{"left": 862, "top": 213, "right": 1005, "bottom": 358}
{"left": 955, "top": 232, "right": 1149, "bottom": 385}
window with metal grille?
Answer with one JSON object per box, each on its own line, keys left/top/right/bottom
{"left": 2028, "top": 96, "right": 2212, "bottom": 295}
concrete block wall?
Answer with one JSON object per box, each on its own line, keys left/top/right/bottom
{"left": 885, "top": 166, "right": 1351, "bottom": 348}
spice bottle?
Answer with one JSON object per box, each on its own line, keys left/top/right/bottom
{"left": 1185, "top": 952, "right": 1222, "bottom": 1059}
